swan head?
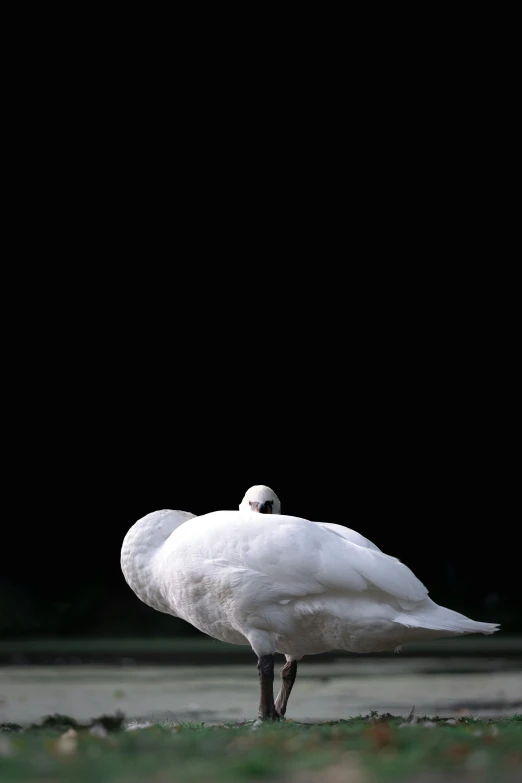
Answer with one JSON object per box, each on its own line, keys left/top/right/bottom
{"left": 239, "top": 485, "right": 281, "bottom": 515}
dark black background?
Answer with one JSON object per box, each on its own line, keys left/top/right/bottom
{"left": 3, "top": 37, "right": 518, "bottom": 644}
{"left": 1, "top": 268, "right": 518, "bottom": 639}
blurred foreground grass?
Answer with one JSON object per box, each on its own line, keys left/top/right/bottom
{"left": 1, "top": 714, "right": 521, "bottom": 782}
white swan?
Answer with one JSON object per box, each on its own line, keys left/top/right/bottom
{"left": 121, "top": 485, "right": 499, "bottom": 720}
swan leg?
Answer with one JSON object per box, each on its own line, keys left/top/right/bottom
{"left": 257, "top": 654, "right": 280, "bottom": 720}
{"left": 274, "top": 659, "right": 297, "bottom": 717}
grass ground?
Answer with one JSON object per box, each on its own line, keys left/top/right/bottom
{"left": 2, "top": 636, "right": 522, "bottom": 669}
{"left": 1, "top": 713, "right": 521, "bottom": 782}
{"left": 2, "top": 636, "right": 522, "bottom": 655}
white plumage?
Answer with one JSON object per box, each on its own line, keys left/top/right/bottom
{"left": 121, "top": 485, "right": 499, "bottom": 717}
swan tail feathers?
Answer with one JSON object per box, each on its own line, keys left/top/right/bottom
{"left": 396, "top": 605, "right": 499, "bottom": 636}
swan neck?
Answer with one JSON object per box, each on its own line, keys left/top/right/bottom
{"left": 120, "top": 509, "right": 194, "bottom": 613}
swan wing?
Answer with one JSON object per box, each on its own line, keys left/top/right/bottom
{"left": 315, "top": 522, "right": 382, "bottom": 552}
{"left": 165, "top": 512, "right": 427, "bottom": 608}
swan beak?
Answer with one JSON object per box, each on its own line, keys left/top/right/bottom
{"left": 250, "top": 502, "right": 272, "bottom": 514}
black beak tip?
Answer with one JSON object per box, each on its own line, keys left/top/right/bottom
{"left": 249, "top": 501, "right": 273, "bottom": 514}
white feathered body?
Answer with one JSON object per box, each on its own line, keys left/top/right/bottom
{"left": 121, "top": 510, "right": 498, "bottom": 659}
